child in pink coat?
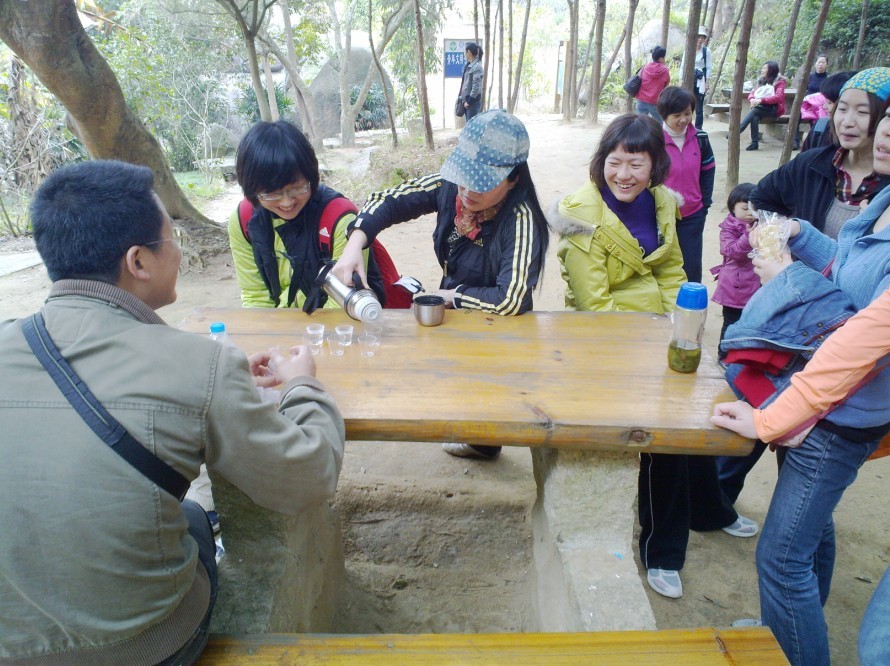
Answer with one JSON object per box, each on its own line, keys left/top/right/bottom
{"left": 710, "top": 182, "right": 759, "bottom": 361}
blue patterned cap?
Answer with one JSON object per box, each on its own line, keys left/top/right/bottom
{"left": 440, "top": 109, "right": 530, "bottom": 193}
{"left": 840, "top": 67, "right": 890, "bottom": 102}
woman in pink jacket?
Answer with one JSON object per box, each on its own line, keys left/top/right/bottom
{"left": 739, "top": 61, "right": 787, "bottom": 151}
{"left": 635, "top": 46, "right": 671, "bottom": 123}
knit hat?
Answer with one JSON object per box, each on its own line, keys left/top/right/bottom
{"left": 839, "top": 67, "right": 890, "bottom": 102}
{"left": 440, "top": 109, "right": 530, "bottom": 193}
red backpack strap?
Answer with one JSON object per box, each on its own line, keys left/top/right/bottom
{"left": 318, "top": 197, "right": 360, "bottom": 256}
{"left": 238, "top": 198, "right": 255, "bottom": 243}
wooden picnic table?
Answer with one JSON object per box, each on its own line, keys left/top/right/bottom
{"left": 180, "top": 308, "right": 751, "bottom": 456}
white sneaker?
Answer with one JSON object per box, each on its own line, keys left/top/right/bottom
{"left": 722, "top": 514, "right": 759, "bottom": 538}
{"left": 441, "top": 443, "right": 497, "bottom": 459}
{"left": 647, "top": 568, "right": 683, "bottom": 598}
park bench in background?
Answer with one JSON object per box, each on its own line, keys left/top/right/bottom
{"left": 197, "top": 628, "right": 789, "bottom": 664}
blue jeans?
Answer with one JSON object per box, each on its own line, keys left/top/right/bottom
{"left": 756, "top": 426, "right": 878, "bottom": 666}
{"left": 860, "top": 566, "right": 890, "bottom": 665}
{"left": 695, "top": 90, "right": 705, "bottom": 129}
{"left": 156, "top": 499, "right": 219, "bottom": 666}
{"left": 675, "top": 207, "right": 708, "bottom": 283}
{"left": 635, "top": 100, "right": 663, "bottom": 124}
{"left": 465, "top": 99, "right": 482, "bottom": 122}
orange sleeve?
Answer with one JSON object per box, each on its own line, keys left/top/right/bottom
{"left": 753, "top": 290, "right": 890, "bottom": 442}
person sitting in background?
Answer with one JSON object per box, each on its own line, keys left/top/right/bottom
{"left": 551, "top": 113, "right": 753, "bottom": 601}
{"left": 739, "top": 61, "right": 786, "bottom": 151}
{"left": 657, "top": 86, "right": 715, "bottom": 282}
{"left": 635, "top": 46, "right": 671, "bottom": 123}
{"left": 332, "top": 109, "right": 550, "bottom": 461}
{"left": 0, "top": 160, "right": 345, "bottom": 665}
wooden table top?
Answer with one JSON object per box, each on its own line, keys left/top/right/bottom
{"left": 179, "top": 308, "right": 751, "bottom": 456}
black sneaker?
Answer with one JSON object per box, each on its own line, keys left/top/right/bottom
{"left": 745, "top": 142, "right": 759, "bottom": 151}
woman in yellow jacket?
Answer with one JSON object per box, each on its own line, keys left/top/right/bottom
{"left": 552, "top": 113, "right": 754, "bottom": 601}
{"left": 552, "top": 115, "right": 685, "bottom": 313}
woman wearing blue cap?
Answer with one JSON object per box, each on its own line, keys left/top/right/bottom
{"left": 718, "top": 67, "right": 890, "bottom": 512}
{"left": 332, "top": 109, "right": 550, "bottom": 459}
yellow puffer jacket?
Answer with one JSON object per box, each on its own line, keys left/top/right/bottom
{"left": 551, "top": 181, "right": 687, "bottom": 313}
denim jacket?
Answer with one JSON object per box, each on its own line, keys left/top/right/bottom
{"left": 720, "top": 262, "right": 858, "bottom": 408}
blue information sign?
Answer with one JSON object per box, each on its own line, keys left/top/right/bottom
{"left": 443, "top": 38, "right": 482, "bottom": 79}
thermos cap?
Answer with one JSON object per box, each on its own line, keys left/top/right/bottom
{"left": 676, "top": 282, "right": 708, "bottom": 310}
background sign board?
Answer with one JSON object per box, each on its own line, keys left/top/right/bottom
{"left": 444, "top": 38, "right": 482, "bottom": 78}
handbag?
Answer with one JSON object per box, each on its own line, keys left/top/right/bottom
{"left": 623, "top": 69, "right": 642, "bottom": 97}
{"left": 455, "top": 95, "right": 466, "bottom": 117}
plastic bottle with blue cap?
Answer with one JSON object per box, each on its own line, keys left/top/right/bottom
{"left": 668, "top": 282, "right": 708, "bottom": 373}
{"left": 208, "top": 321, "right": 234, "bottom": 346}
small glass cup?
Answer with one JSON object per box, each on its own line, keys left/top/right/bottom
{"left": 357, "top": 334, "right": 379, "bottom": 357}
{"left": 335, "top": 324, "right": 354, "bottom": 346}
{"left": 301, "top": 334, "right": 322, "bottom": 356}
{"left": 363, "top": 323, "right": 383, "bottom": 339}
{"left": 306, "top": 323, "right": 325, "bottom": 343}
{"left": 327, "top": 334, "right": 346, "bottom": 356}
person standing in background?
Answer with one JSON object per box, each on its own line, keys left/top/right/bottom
{"left": 461, "top": 42, "right": 484, "bottom": 121}
{"left": 635, "top": 46, "right": 671, "bottom": 123}
{"left": 692, "top": 27, "right": 711, "bottom": 129}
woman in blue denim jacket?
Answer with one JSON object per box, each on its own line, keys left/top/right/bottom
{"left": 743, "top": 100, "right": 890, "bottom": 666}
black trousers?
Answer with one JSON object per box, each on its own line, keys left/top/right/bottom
{"left": 718, "top": 305, "right": 743, "bottom": 360}
{"left": 638, "top": 453, "right": 738, "bottom": 571}
{"left": 739, "top": 104, "right": 779, "bottom": 142}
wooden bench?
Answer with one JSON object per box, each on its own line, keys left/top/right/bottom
{"left": 705, "top": 103, "right": 730, "bottom": 115}
{"left": 198, "top": 628, "right": 789, "bottom": 664}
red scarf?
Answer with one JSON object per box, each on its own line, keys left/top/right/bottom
{"left": 453, "top": 195, "right": 504, "bottom": 240}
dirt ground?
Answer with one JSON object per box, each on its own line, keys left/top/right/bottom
{"left": 2, "top": 114, "right": 888, "bottom": 662}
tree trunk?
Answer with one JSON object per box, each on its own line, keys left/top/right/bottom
{"left": 598, "top": 27, "right": 626, "bottom": 96}
{"left": 853, "top": 0, "right": 869, "bottom": 70}
{"left": 483, "top": 0, "right": 491, "bottom": 111}
{"left": 369, "top": 0, "right": 398, "bottom": 147}
{"left": 262, "top": 53, "right": 280, "bottom": 121}
{"left": 275, "top": 0, "right": 322, "bottom": 147}
{"left": 778, "top": 0, "right": 802, "bottom": 74}
{"left": 681, "top": 0, "right": 704, "bottom": 90}
{"left": 661, "top": 0, "right": 671, "bottom": 47}
{"left": 562, "top": 0, "right": 579, "bottom": 120}
{"left": 780, "top": 0, "right": 833, "bottom": 165}
{"left": 507, "top": 0, "right": 513, "bottom": 110}
{"left": 706, "top": 0, "right": 744, "bottom": 103}
{"left": 487, "top": 0, "right": 500, "bottom": 107}
{"left": 498, "top": 0, "right": 504, "bottom": 108}
{"left": 0, "top": 0, "right": 214, "bottom": 229}
{"left": 576, "top": 19, "right": 597, "bottom": 99}
{"left": 586, "top": 0, "right": 606, "bottom": 124}
{"left": 727, "top": 0, "right": 756, "bottom": 193}
{"left": 216, "top": 0, "right": 277, "bottom": 123}
{"left": 412, "top": 0, "right": 434, "bottom": 149}
{"left": 509, "top": 0, "right": 532, "bottom": 113}
{"left": 624, "top": 0, "right": 639, "bottom": 113}
{"left": 705, "top": 0, "right": 719, "bottom": 41}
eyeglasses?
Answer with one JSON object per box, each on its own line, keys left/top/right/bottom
{"left": 144, "top": 226, "right": 183, "bottom": 248}
{"left": 257, "top": 183, "right": 311, "bottom": 202}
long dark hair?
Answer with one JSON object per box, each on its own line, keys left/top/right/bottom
{"left": 496, "top": 162, "right": 550, "bottom": 288}
{"left": 758, "top": 61, "right": 780, "bottom": 86}
{"left": 465, "top": 42, "right": 483, "bottom": 59}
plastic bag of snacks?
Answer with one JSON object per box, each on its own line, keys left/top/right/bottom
{"left": 749, "top": 210, "right": 792, "bottom": 262}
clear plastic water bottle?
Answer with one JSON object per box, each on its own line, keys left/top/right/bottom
{"left": 208, "top": 321, "right": 233, "bottom": 346}
{"left": 668, "top": 282, "right": 708, "bottom": 373}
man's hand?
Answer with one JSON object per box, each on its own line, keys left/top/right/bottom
{"left": 331, "top": 229, "right": 369, "bottom": 289}
{"left": 248, "top": 352, "right": 281, "bottom": 388}
{"left": 269, "top": 346, "right": 317, "bottom": 382}
{"left": 711, "top": 401, "right": 758, "bottom": 439}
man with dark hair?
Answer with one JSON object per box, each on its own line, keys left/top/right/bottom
{"left": 0, "top": 160, "right": 345, "bottom": 665}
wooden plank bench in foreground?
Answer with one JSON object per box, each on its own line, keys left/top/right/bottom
{"left": 198, "top": 628, "right": 789, "bottom": 664}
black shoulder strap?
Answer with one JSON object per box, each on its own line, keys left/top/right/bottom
{"left": 22, "top": 313, "right": 190, "bottom": 500}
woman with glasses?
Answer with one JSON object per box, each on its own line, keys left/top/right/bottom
{"left": 228, "top": 120, "right": 374, "bottom": 309}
